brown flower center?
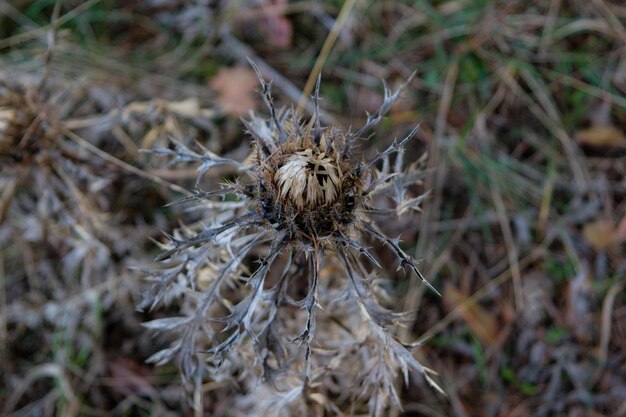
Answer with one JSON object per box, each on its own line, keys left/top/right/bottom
{"left": 274, "top": 149, "right": 342, "bottom": 210}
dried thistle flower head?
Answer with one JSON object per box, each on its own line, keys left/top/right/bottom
{"left": 144, "top": 62, "right": 441, "bottom": 415}
{"left": 254, "top": 114, "right": 358, "bottom": 238}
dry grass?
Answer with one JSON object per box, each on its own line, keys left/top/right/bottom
{"left": 1, "top": 1, "right": 625, "bottom": 416}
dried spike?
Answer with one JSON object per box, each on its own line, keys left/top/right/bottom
{"left": 311, "top": 74, "right": 322, "bottom": 144}
{"left": 345, "top": 71, "right": 417, "bottom": 155}
{"left": 336, "top": 233, "right": 382, "bottom": 269}
{"left": 360, "top": 221, "right": 440, "bottom": 296}
{"left": 247, "top": 58, "right": 286, "bottom": 144}
{"left": 365, "top": 125, "right": 420, "bottom": 169}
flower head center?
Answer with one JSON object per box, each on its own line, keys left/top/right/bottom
{"left": 274, "top": 149, "right": 342, "bottom": 210}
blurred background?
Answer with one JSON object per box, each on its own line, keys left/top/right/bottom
{"left": 1, "top": 0, "right": 625, "bottom": 416}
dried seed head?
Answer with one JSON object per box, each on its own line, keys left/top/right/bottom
{"left": 251, "top": 116, "right": 362, "bottom": 238}
{"left": 275, "top": 149, "right": 342, "bottom": 210}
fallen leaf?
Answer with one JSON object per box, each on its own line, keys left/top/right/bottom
{"left": 210, "top": 66, "right": 258, "bottom": 116}
{"left": 575, "top": 125, "right": 626, "bottom": 147}
{"left": 444, "top": 285, "right": 499, "bottom": 346}
{"left": 583, "top": 220, "right": 620, "bottom": 251}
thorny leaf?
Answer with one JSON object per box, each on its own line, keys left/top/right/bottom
{"left": 142, "top": 316, "right": 191, "bottom": 331}
{"left": 346, "top": 72, "right": 416, "bottom": 154}
{"left": 146, "top": 137, "right": 246, "bottom": 186}
{"left": 146, "top": 340, "right": 183, "bottom": 366}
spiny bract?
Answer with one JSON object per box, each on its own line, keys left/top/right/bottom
{"left": 143, "top": 62, "right": 441, "bottom": 416}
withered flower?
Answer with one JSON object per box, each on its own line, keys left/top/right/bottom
{"left": 144, "top": 62, "right": 441, "bottom": 415}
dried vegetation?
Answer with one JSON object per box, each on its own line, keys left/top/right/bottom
{"left": 1, "top": 1, "right": 625, "bottom": 417}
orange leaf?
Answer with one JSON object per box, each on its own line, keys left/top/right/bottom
{"left": 444, "top": 285, "right": 499, "bottom": 346}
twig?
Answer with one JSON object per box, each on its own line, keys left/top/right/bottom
{"left": 400, "top": 58, "right": 458, "bottom": 331}
{"left": 490, "top": 181, "right": 524, "bottom": 310}
{"left": 296, "top": 0, "right": 357, "bottom": 113}
{"left": 590, "top": 0, "right": 626, "bottom": 45}
{"left": 0, "top": 0, "right": 102, "bottom": 50}
{"left": 62, "top": 128, "right": 191, "bottom": 196}
{"left": 537, "top": 0, "right": 562, "bottom": 58}
{"left": 594, "top": 280, "right": 624, "bottom": 382}
{"left": 3, "top": 363, "right": 80, "bottom": 417}
{"left": 500, "top": 66, "right": 590, "bottom": 192}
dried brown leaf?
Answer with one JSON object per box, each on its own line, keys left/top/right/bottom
{"left": 583, "top": 220, "right": 620, "bottom": 251}
{"left": 210, "top": 66, "right": 258, "bottom": 116}
{"left": 444, "top": 285, "right": 499, "bottom": 346}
